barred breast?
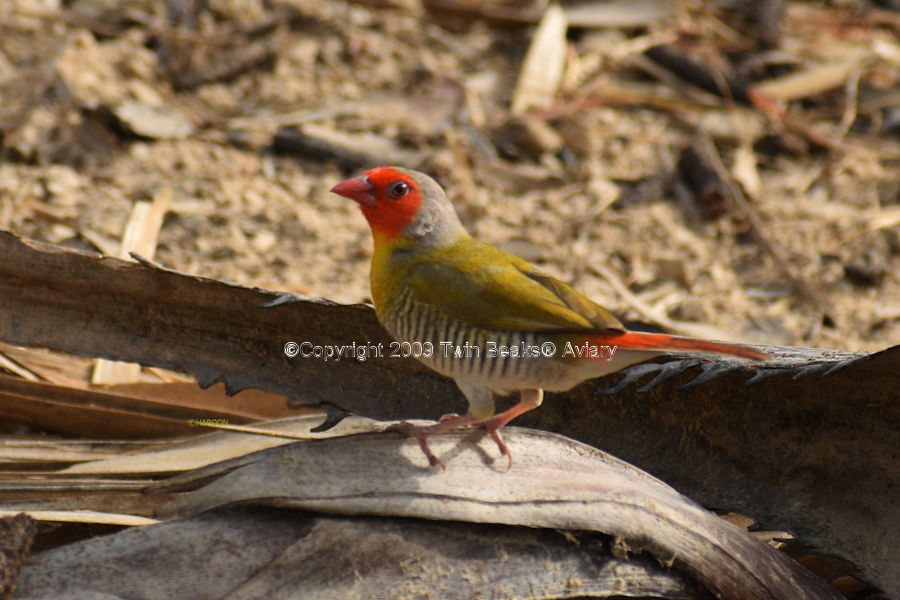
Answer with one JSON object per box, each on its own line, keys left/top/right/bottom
{"left": 380, "top": 288, "right": 576, "bottom": 392}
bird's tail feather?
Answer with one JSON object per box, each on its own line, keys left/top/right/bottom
{"left": 588, "top": 331, "right": 768, "bottom": 361}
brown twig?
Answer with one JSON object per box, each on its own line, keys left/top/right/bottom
{"left": 696, "top": 132, "right": 837, "bottom": 327}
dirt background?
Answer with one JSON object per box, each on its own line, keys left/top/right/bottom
{"left": 2, "top": 0, "right": 899, "bottom": 353}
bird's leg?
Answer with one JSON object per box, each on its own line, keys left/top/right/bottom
{"left": 482, "top": 388, "right": 544, "bottom": 468}
{"left": 386, "top": 414, "right": 482, "bottom": 468}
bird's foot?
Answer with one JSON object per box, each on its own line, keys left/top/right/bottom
{"left": 477, "top": 389, "right": 543, "bottom": 470}
{"left": 483, "top": 416, "right": 512, "bottom": 470}
{"left": 385, "top": 421, "right": 445, "bottom": 468}
{"left": 438, "top": 412, "right": 462, "bottom": 422}
{"left": 386, "top": 414, "right": 481, "bottom": 468}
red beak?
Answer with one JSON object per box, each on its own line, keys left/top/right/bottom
{"left": 331, "top": 175, "right": 376, "bottom": 207}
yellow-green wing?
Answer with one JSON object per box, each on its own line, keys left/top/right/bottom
{"left": 406, "top": 238, "right": 624, "bottom": 333}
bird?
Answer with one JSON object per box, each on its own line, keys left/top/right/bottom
{"left": 331, "top": 166, "right": 767, "bottom": 467}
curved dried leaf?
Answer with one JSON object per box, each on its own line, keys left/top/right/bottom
{"left": 156, "top": 429, "right": 840, "bottom": 600}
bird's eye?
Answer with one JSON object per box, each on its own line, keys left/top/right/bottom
{"left": 388, "top": 181, "right": 410, "bottom": 199}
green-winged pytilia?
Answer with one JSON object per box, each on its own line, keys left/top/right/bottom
{"left": 332, "top": 167, "right": 766, "bottom": 467}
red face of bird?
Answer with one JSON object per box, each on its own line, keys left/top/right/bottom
{"left": 331, "top": 167, "right": 423, "bottom": 240}
{"left": 331, "top": 166, "right": 467, "bottom": 246}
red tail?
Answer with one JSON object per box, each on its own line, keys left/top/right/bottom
{"left": 589, "top": 331, "right": 767, "bottom": 361}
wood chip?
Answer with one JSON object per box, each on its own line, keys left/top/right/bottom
{"left": 512, "top": 4, "right": 568, "bottom": 115}
{"left": 752, "top": 52, "right": 876, "bottom": 102}
{"left": 112, "top": 100, "right": 194, "bottom": 139}
{"left": 0, "top": 510, "right": 158, "bottom": 527}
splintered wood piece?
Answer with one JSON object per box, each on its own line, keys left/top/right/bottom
{"left": 0, "top": 510, "right": 158, "bottom": 527}
{"left": 0, "top": 351, "right": 40, "bottom": 382}
{"left": 563, "top": 0, "right": 676, "bottom": 28}
{"left": 421, "top": 0, "right": 674, "bottom": 29}
{"left": 752, "top": 52, "right": 876, "bottom": 102}
{"left": 111, "top": 101, "right": 193, "bottom": 139}
{"left": 511, "top": 4, "right": 568, "bottom": 115}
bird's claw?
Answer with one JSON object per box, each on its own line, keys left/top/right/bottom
{"left": 385, "top": 421, "right": 446, "bottom": 468}
{"left": 386, "top": 414, "right": 512, "bottom": 469}
{"left": 486, "top": 424, "right": 513, "bottom": 470}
